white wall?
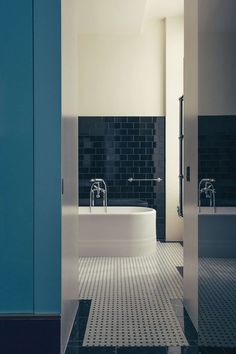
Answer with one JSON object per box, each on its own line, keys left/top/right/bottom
{"left": 78, "top": 20, "right": 165, "bottom": 116}
{"left": 78, "top": 16, "right": 185, "bottom": 242}
{"left": 165, "top": 16, "right": 184, "bottom": 241}
{"left": 183, "top": 0, "right": 199, "bottom": 329}
{"left": 61, "top": 0, "right": 79, "bottom": 352}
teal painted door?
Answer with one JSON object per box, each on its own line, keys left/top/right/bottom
{"left": 34, "top": 0, "right": 61, "bottom": 314}
{"left": 0, "top": 0, "right": 34, "bottom": 312}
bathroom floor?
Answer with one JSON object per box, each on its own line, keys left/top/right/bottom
{"left": 199, "top": 258, "right": 236, "bottom": 348}
{"left": 78, "top": 243, "right": 186, "bottom": 347}
{"left": 66, "top": 242, "right": 200, "bottom": 353}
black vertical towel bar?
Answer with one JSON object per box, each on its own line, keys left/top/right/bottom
{"left": 177, "top": 95, "right": 184, "bottom": 217}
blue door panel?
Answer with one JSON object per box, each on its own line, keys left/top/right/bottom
{"left": 0, "top": 0, "right": 34, "bottom": 312}
{"left": 34, "top": 0, "right": 61, "bottom": 314}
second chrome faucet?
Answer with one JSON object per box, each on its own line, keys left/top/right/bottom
{"left": 198, "top": 178, "right": 216, "bottom": 213}
{"left": 90, "top": 178, "right": 108, "bottom": 212}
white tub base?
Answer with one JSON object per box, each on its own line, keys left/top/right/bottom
{"left": 78, "top": 206, "right": 157, "bottom": 257}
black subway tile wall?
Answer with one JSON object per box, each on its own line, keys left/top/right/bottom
{"left": 79, "top": 117, "right": 165, "bottom": 240}
{"left": 198, "top": 116, "right": 236, "bottom": 206}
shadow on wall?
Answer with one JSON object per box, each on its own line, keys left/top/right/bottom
{"left": 78, "top": 116, "right": 166, "bottom": 240}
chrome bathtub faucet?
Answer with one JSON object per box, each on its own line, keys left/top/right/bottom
{"left": 90, "top": 178, "right": 108, "bottom": 213}
{"left": 198, "top": 178, "right": 216, "bottom": 213}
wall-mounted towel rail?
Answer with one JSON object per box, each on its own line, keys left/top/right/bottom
{"left": 128, "top": 178, "right": 162, "bottom": 183}
{"left": 177, "top": 95, "right": 184, "bottom": 217}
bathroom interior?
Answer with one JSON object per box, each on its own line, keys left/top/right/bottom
{"left": 0, "top": 0, "right": 236, "bottom": 354}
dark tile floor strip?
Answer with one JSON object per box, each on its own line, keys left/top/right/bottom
{"left": 176, "top": 266, "right": 183, "bottom": 277}
{"left": 78, "top": 300, "right": 92, "bottom": 318}
{"left": 66, "top": 300, "right": 92, "bottom": 352}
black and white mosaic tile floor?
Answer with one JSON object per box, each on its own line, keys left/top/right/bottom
{"left": 199, "top": 258, "right": 236, "bottom": 348}
{"left": 66, "top": 243, "right": 236, "bottom": 354}
{"left": 78, "top": 243, "right": 188, "bottom": 347}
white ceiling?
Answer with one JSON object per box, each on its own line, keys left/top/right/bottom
{"left": 147, "top": 0, "right": 184, "bottom": 21}
{"left": 77, "top": 0, "right": 184, "bottom": 35}
{"left": 77, "top": 0, "right": 148, "bottom": 35}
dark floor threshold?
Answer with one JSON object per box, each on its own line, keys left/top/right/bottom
{"left": 0, "top": 315, "right": 61, "bottom": 354}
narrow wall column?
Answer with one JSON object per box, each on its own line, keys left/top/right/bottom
{"left": 183, "top": 0, "right": 199, "bottom": 329}
{"left": 165, "top": 16, "right": 184, "bottom": 241}
{"left": 61, "top": 0, "right": 79, "bottom": 352}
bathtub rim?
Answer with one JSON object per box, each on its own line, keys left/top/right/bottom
{"left": 198, "top": 206, "right": 236, "bottom": 215}
{"left": 78, "top": 206, "right": 157, "bottom": 216}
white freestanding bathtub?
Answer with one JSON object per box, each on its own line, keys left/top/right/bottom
{"left": 78, "top": 206, "right": 156, "bottom": 257}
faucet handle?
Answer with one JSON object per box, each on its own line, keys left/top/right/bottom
{"left": 90, "top": 178, "right": 105, "bottom": 183}
{"left": 200, "top": 178, "right": 215, "bottom": 183}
